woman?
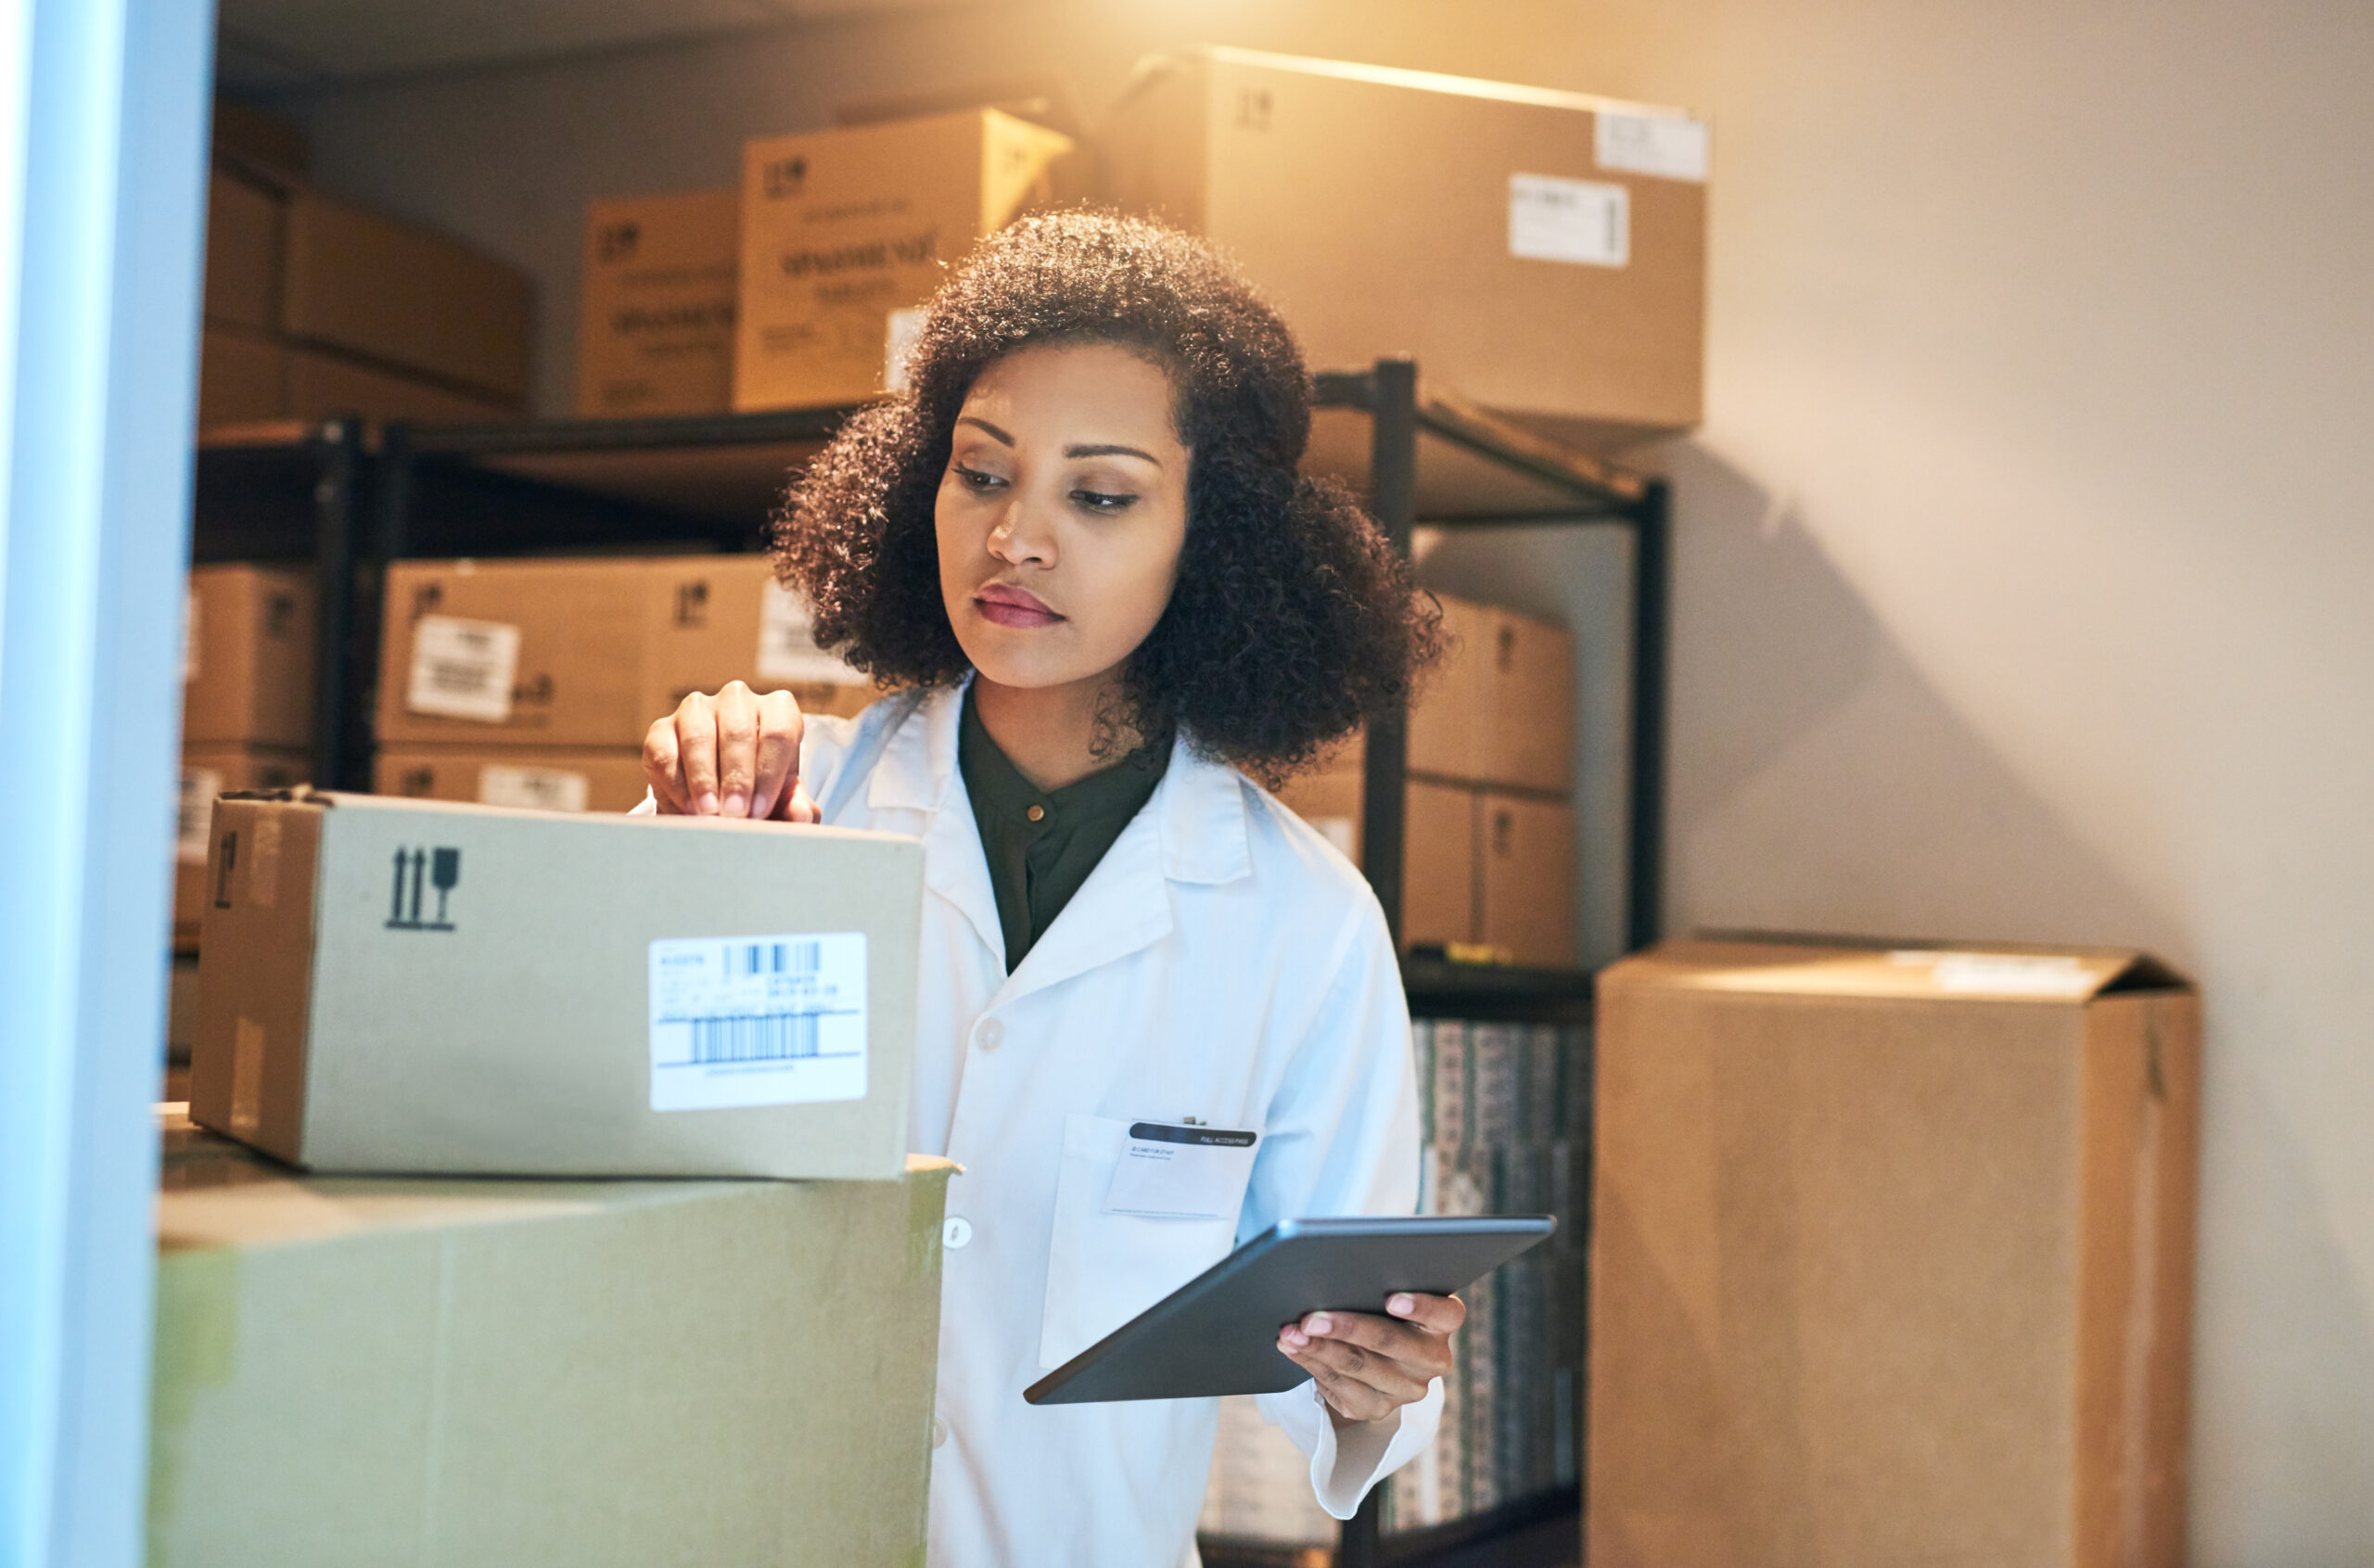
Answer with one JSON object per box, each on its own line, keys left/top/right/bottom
{"left": 641, "top": 211, "right": 1453, "bottom": 1564}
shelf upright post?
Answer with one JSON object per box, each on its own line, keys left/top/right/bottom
{"left": 307, "top": 415, "right": 364, "bottom": 789}
{"left": 1359, "top": 357, "right": 1419, "bottom": 949}
{"left": 1624, "top": 478, "right": 1671, "bottom": 950}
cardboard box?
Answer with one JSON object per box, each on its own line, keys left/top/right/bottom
{"left": 165, "top": 954, "right": 200, "bottom": 1064}
{"left": 1272, "top": 769, "right": 1476, "bottom": 950}
{"left": 1476, "top": 790, "right": 1574, "bottom": 966}
{"left": 1589, "top": 938, "right": 2200, "bottom": 1568}
{"left": 1313, "top": 597, "right": 1572, "bottom": 792}
{"left": 734, "top": 109, "right": 1073, "bottom": 411}
{"left": 287, "top": 344, "right": 521, "bottom": 427}
{"left": 174, "top": 743, "right": 310, "bottom": 937}
{"left": 211, "top": 98, "right": 307, "bottom": 178}
{"left": 204, "top": 170, "right": 281, "bottom": 331}
{"left": 375, "top": 745, "right": 653, "bottom": 814}
{"left": 282, "top": 189, "right": 534, "bottom": 402}
{"left": 578, "top": 188, "right": 738, "bottom": 417}
{"left": 183, "top": 564, "right": 316, "bottom": 746}
{"left": 197, "top": 328, "right": 288, "bottom": 429}
{"left": 150, "top": 1115, "right": 950, "bottom": 1567}
{"left": 190, "top": 792, "right": 923, "bottom": 1179}
{"left": 1104, "top": 47, "right": 1707, "bottom": 450}
{"left": 375, "top": 555, "right": 876, "bottom": 749}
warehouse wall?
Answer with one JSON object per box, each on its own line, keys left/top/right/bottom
{"left": 277, "top": 1, "right": 2374, "bottom": 1559}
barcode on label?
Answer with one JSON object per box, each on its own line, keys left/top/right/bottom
{"left": 406, "top": 614, "right": 522, "bottom": 722}
{"left": 648, "top": 931, "right": 869, "bottom": 1112}
{"left": 690, "top": 1012, "right": 821, "bottom": 1063}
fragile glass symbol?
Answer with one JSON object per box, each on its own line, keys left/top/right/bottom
{"left": 386, "top": 846, "right": 461, "bottom": 931}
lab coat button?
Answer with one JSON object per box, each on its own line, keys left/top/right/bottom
{"left": 943, "top": 1216, "right": 974, "bottom": 1250}
{"left": 931, "top": 1416, "right": 950, "bottom": 1448}
{"left": 977, "top": 1018, "right": 1004, "bottom": 1052}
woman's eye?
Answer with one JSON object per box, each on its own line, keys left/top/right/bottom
{"left": 953, "top": 463, "right": 1007, "bottom": 492}
{"left": 1071, "top": 489, "right": 1138, "bottom": 515}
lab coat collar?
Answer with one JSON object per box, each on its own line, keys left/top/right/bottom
{"left": 866, "top": 682, "right": 1255, "bottom": 994}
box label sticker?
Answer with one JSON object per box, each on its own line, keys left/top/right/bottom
{"left": 649, "top": 933, "right": 868, "bottom": 1111}
{"left": 406, "top": 614, "right": 522, "bottom": 722}
{"left": 1895, "top": 950, "right": 2099, "bottom": 997}
{"left": 757, "top": 581, "right": 868, "bottom": 685}
{"left": 884, "top": 305, "right": 929, "bottom": 394}
{"left": 1509, "top": 174, "right": 1629, "bottom": 268}
{"left": 176, "top": 767, "right": 223, "bottom": 863}
{"left": 182, "top": 588, "right": 199, "bottom": 683}
{"left": 478, "top": 762, "right": 591, "bottom": 813}
{"left": 1594, "top": 111, "right": 1711, "bottom": 183}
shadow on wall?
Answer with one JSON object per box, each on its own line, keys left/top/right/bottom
{"left": 1657, "top": 438, "right": 2172, "bottom": 952}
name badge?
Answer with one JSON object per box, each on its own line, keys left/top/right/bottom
{"left": 1103, "top": 1121, "right": 1259, "bottom": 1221}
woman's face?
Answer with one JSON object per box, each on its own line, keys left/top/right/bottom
{"left": 936, "top": 341, "right": 1191, "bottom": 695}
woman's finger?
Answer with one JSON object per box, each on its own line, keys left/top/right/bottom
{"left": 1279, "top": 1332, "right": 1430, "bottom": 1408}
{"left": 1282, "top": 1345, "right": 1401, "bottom": 1422}
{"left": 1385, "top": 1292, "right": 1465, "bottom": 1334}
{"left": 1289, "top": 1309, "right": 1452, "bottom": 1379}
{"left": 713, "top": 681, "right": 759, "bottom": 817}
{"left": 749, "top": 690, "right": 806, "bottom": 822}
{"left": 642, "top": 715, "right": 687, "bottom": 813}
{"left": 674, "top": 693, "right": 721, "bottom": 814}
{"left": 777, "top": 780, "right": 822, "bottom": 824}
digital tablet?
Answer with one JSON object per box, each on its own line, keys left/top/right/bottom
{"left": 1023, "top": 1215, "right": 1554, "bottom": 1406}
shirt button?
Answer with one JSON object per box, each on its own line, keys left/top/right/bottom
{"left": 943, "top": 1216, "right": 973, "bottom": 1250}
{"left": 977, "top": 1018, "right": 1004, "bottom": 1052}
{"left": 1026, "top": 804, "right": 1045, "bottom": 822}
{"left": 931, "top": 1416, "right": 949, "bottom": 1448}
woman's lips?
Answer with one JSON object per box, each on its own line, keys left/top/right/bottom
{"left": 975, "top": 583, "right": 1063, "bottom": 630}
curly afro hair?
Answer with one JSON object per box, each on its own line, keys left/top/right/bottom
{"left": 775, "top": 209, "right": 1441, "bottom": 781}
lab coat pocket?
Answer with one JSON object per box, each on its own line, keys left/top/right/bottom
{"left": 1039, "top": 1115, "right": 1253, "bottom": 1370}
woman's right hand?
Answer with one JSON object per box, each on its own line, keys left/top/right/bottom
{"left": 642, "top": 681, "right": 820, "bottom": 822}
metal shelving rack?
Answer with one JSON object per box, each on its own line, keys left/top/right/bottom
{"left": 351, "top": 356, "right": 1666, "bottom": 1568}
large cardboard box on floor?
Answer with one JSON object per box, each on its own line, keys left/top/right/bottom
{"left": 1104, "top": 47, "right": 1707, "bottom": 451}
{"left": 189, "top": 792, "right": 923, "bottom": 1179}
{"left": 376, "top": 554, "right": 876, "bottom": 749}
{"left": 1589, "top": 937, "right": 2199, "bottom": 1568}
{"left": 734, "top": 108, "right": 1072, "bottom": 410}
{"left": 183, "top": 564, "right": 315, "bottom": 746}
{"left": 174, "top": 744, "right": 309, "bottom": 938}
{"left": 375, "top": 744, "right": 653, "bottom": 814}
{"left": 282, "top": 189, "right": 533, "bottom": 402}
{"left": 578, "top": 188, "right": 739, "bottom": 417}
{"left": 1273, "top": 769, "right": 1477, "bottom": 950}
{"left": 149, "top": 1115, "right": 950, "bottom": 1567}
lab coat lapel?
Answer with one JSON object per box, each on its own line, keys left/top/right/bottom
{"left": 995, "top": 733, "right": 1253, "bottom": 1004}
{"left": 868, "top": 684, "right": 1007, "bottom": 970}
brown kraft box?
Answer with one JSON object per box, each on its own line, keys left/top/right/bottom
{"left": 1271, "top": 770, "right": 1478, "bottom": 950}
{"left": 1476, "top": 791, "right": 1575, "bottom": 966}
{"left": 1310, "top": 594, "right": 1573, "bottom": 792}
{"left": 1589, "top": 937, "right": 2199, "bottom": 1568}
{"left": 734, "top": 108, "right": 1072, "bottom": 411}
{"left": 287, "top": 345, "right": 521, "bottom": 426}
{"left": 578, "top": 188, "right": 739, "bottom": 417}
{"left": 174, "top": 744, "right": 310, "bottom": 939}
{"left": 375, "top": 555, "right": 876, "bottom": 749}
{"left": 204, "top": 168, "right": 281, "bottom": 332}
{"left": 375, "top": 745, "right": 654, "bottom": 815}
{"left": 1104, "top": 47, "right": 1706, "bottom": 452}
{"left": 183, "top": 563, "right": 316, "bottom": 746}
{"left": 198, "top": 328, "right": 288, "bottom": 429}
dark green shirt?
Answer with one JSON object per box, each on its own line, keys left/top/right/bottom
{"left": 958, "top": 690, "right": 1168, "bottom": 972}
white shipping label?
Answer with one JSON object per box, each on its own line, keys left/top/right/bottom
{"left": 175, "top": 767, "right": 223, "bottom": 863}
{"left": 883, "top": 305, "right": 929, "bottom": 394}
{"left": 1509, "top": 174, "right": 1629, "bottom": 268}
{"left": 405, "top": 614, "right": 521, "bottom": 722}
{"left": 1104, "top": 1122, "right": 1259, "bottom": 1220}
{"left": 1594, "top": 111, "right": 1711, "bottom": 183}
{"left": 477, "top": 763, "right": 590, "bottom": 813}
{"left": 757, "top": 580, "right": 868, "bottom": 685}
{"left": 1895, "top": 950, "right": 2100, "bottom": 997}
{"left": 649, "top": 933, "right": 868, "bottom": 1111}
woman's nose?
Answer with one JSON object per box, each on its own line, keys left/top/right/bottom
{"left": 988, "top": 499, "right": 1057, "bottom": 566}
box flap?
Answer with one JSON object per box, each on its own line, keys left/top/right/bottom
{"left": 1602, "top": 934, "right": 2191, "bottom": 1003}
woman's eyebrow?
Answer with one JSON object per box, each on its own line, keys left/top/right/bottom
{"left": 956, "top": 415, "right": 1015, "bottom": 445}
{"left": 1065, "top": 443, "right": 1162, "bottom": 465}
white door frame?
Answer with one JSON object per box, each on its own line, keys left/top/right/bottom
{"left": 0, "top": 0, "right": 216, "bottom": 1562}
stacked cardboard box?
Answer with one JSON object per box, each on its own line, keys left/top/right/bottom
{"left": 174, "top": 564, "right": 317, "bottom": 945}
{"left": 1588, "top": 938, "right": 2199, "bottom": 1568}
{"left": 1196, "top": 1016, "right": 1591, "bottom": 1544}
{"left": 151, "top": 1115, "right": 952, "bottom": 1563}
{"left": 1104, "top": 47, "right": 1707, "bottom": 453}
{"left": 733, "top": 109, "right": 1072, "bottom": 411}
{"left": 373, "top": 554, "right": 877, "bottom": 813}
{"left": 198, "top": 120, "right": 530, "bottom": 432}
{"left": 577, "top": 188, "right": 739, "bottom": 417}
{"left": 1274, "top": 593, "right": 1576, "bottom": 964}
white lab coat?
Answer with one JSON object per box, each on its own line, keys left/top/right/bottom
{"left": 651, "top": 682, "right": 1438, "bottom": 1564}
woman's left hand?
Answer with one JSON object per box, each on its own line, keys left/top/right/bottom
{"left": 1277, "top": 1292, "right": 1463, "bottom": 1423}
